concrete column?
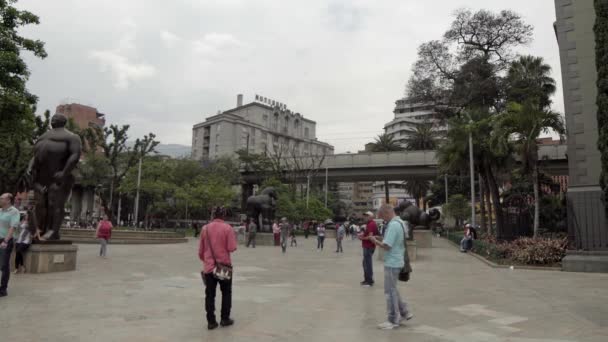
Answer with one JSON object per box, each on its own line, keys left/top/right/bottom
{"left": 70, "top": 186, "right": 83, "bottom": 222}
{"left": 555, "top": 0, "right": 608, "bottom": 272}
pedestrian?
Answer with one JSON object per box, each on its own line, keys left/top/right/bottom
{"left": 193, "top": 222, "right": 200, "bottom": 238}
{"left": 199, "top": 206, "right": 237, "bottom": 330}
{"left": 369, "top": 204, "right": 413, "bottom": 330}
{"left": 460, "top": 224, "right": 474, "bottom": 252}
{"left": 336, "top": 223, "right": 345, "bottom": 253}
{"left": 14, "top": 212, "right": 32, "bottom": 274}
{"left": 95, "top": 214, "right": 113, "bottom": 258}
{"left": 280, "top": 217, "right": 290, "bottom": 253}
{"left": 359, "top": 211, "right": 379, "bottom": 287}
{"left": 290, "top": 225, "right": 298, "bottom": 247}
{"left": 350, "top": 222, "right": 358, "bottom": 240}
{"left": 316, "top": 224, "right": 326, "bottom": 250}
{"left": 0, "top": 193, "right": 19, "bottom": 297}
{"left": 304, "top": 222, "right": 310, "bottom": 239}
{"left": 246, "top": 218, "right": 257, "bottom": 248}
{"left": 272, "top": 220, "right": 280, "bottom": 246}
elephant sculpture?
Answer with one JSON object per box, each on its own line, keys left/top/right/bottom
{"left": 395, "top": 200, "right": 441, "bottom": 229}
{"left": 246, "top": 187, "right": 278, "bottom": 232}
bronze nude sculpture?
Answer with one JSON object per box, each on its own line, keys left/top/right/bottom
{"left": 28, "top": 113, "right": 82, "bottom": 240}
{"left": 395, "top": 200, "right": 441, "bottom": 229}
{"left": 246, "top": 187, "right": 278, "bottom": 232}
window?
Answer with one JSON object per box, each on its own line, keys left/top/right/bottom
{"left": 304, "top": 127, "right": 309, "bottom": 138}
{"left": 273, "top": 135, "right": 279, "bottom": 144}
{"left": 263, "top": 114, "right": 269, "bottom": 126}
{"left": 273, "top": 113, "right": 279, "bottom": 130}
{"left": 216, "top": 124, "right": 222, "bottom": 131}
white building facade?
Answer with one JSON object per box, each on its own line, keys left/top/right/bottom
{"left": 384, "top": 98, "right": 446, "bottom": 148}
{"left": 192, "top": 95, "right": 334, "bottom": 160}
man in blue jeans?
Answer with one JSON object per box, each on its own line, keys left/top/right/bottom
{"left": 0, "top": 193, "right": 20, "bottom": 298}
{"left": 370, "top": 204, "right": 413, "bottom": 330}
{"left": 358, "top": 211, "right": 379, "bottom": 287}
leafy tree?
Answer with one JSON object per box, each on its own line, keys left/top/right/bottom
{"left": 426, "top": 174, "right": 471, "bottom": 207}
{"left": 368, "top": 133, "right": 405, "bottom": 202}
{"left": 595, "top": 0, "right": 608, "bottom": 198}
{"left": 404, "top": 179, "right": 431, "bottom": 210}
{"left": 507, "top": 55, "right": 556, "bottom": 110}
{"left": 403, "top": 122, "right": 438, "bottom": 151}
{"left": 85, "top": 125, "right": 159, "bottom": 218}
{"left": 408, "top": 9, "right": 534, "bottom": 238}
{"left": 443, "top": 194, "right": 471, "bottom": 228}
{"left": 494, "top": 101, "right": 565, "bottom": 237}
{"left": 0, "top": 0, "right": 47, "bottom": 194}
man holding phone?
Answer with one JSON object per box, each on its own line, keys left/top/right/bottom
{"left": 0, "top": 193, "right": 20, "bottom": 297}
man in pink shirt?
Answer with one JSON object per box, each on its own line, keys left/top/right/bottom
{"left": 199, "top": 207, "right": 237, "bottom": 330}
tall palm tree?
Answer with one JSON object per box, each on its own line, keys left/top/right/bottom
{"left": 403, "top": 122, "right": 438, "bottom": 151}
{"left": 507, "top": 55, "right": 557, "bottom": 110}
{"left": 438, "top": 110, "right": 511, "bottom": 237}
{"left": 369, "top": 133, "right": 404, "bottom": 203}
{"left": 404, "top": 179, "right": 431, "bottom": 210}
{"left": 494, "top": 101, "right": 566, "bottom": 237}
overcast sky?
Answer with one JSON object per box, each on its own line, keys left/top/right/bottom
{"left": 20, "top": 0, "right": 562, "bottom": 153}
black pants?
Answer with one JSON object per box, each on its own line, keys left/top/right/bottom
{"left": 203, "top": 272, "right": 232, "bottom": 324}
{"left": 15, "top": 243, "right": 30, "bottom": 269}
{"left": 1, "top": 239, "right": 14, "bottom": 292}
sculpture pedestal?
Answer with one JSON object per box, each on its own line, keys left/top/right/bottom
{"left": 407, "top": 241, "right": 417, "bottom": 262}
{"left": 25, "top": 241, "right": 78, "bottom": 273}
{"left": 413, "top": 229, "right": 432, "bottom": 248}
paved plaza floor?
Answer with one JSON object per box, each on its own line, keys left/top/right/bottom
{"left": 1, "top": 236, "right": 608, "bottom": 342}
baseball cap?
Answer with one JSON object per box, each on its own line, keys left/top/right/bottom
{"left": 364, "top": 211, "right": 374, "bottom": 216}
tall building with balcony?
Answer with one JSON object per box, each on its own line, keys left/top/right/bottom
{"left": 384, "top": 98, "right": 446, "bottom": 147}
{"left": 192, "top": 94, "right": 334, "bottom": 160}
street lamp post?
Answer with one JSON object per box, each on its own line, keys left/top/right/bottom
{"left": 134, "top": 157, "right": 143, "bottom": 227}
{"left": 469, "top": 131, "right": 476, "bottom": 228}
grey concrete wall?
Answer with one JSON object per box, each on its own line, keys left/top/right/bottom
{"left": 555, "top": 0, "right": 608, "bottom": 252}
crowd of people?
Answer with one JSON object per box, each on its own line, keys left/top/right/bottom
{"left": 1, "top": 191, "right": 420, "bottom": 331}
{"left": 197, "top": 203, "right": 416, "bottom": 331}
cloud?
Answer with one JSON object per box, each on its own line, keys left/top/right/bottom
{"left": 327, "top": 1, "right": 367, "bottom": 32}
{"left": 193, "top": 33, "right": 243, "bottom": 57}
{"left": 89, "top": 50, "right": 156, "bottom": 90}
{"left": 160, "top": 30, "right": 181, "bottom": 47}
{"left": 89, "top": 21, "right": 156, "bottom": 89}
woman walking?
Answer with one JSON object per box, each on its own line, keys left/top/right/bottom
{"left": 14, "top": 213, "right": 32, "bottom": 274}
{"left": 96, "top": 214, "right": 113, "bottom": 258}
{"left": 317, "top": 224, "right": 326, "bottom": 250}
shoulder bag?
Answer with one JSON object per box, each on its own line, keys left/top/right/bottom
{"left": 396, "top": 220, "right": 412, "bottom": 282}
{"left": 204, "top": 227, "right": 233, "bottom": 281}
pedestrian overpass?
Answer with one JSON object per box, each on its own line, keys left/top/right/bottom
{"left": 241, "top": 145, "right": 568, "bottom": 183}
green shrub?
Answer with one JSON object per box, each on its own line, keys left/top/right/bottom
{"left": 445, "top": 232, "right": 567, "bottom": 265}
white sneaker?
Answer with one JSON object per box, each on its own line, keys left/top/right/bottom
{"left": 399, "top": 313, "right": 414, "bottom": 325}
{"left": 377, "top": 322, "right": 399, "bottom": 330}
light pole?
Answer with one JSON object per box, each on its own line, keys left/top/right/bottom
{"left": 468, "top": 131, "right": 476, "bottom": 228}
{"left": 324, "top": 167, "right": 328, "bottom": 208}
{"left": 306, "top": 174, "right": 311, "bottom": 209}
{"left": 134, "top": 157, "right": 143, "bottom": 227}
{"left": 444, "top": 173, "right": 449, "bottom": 205}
